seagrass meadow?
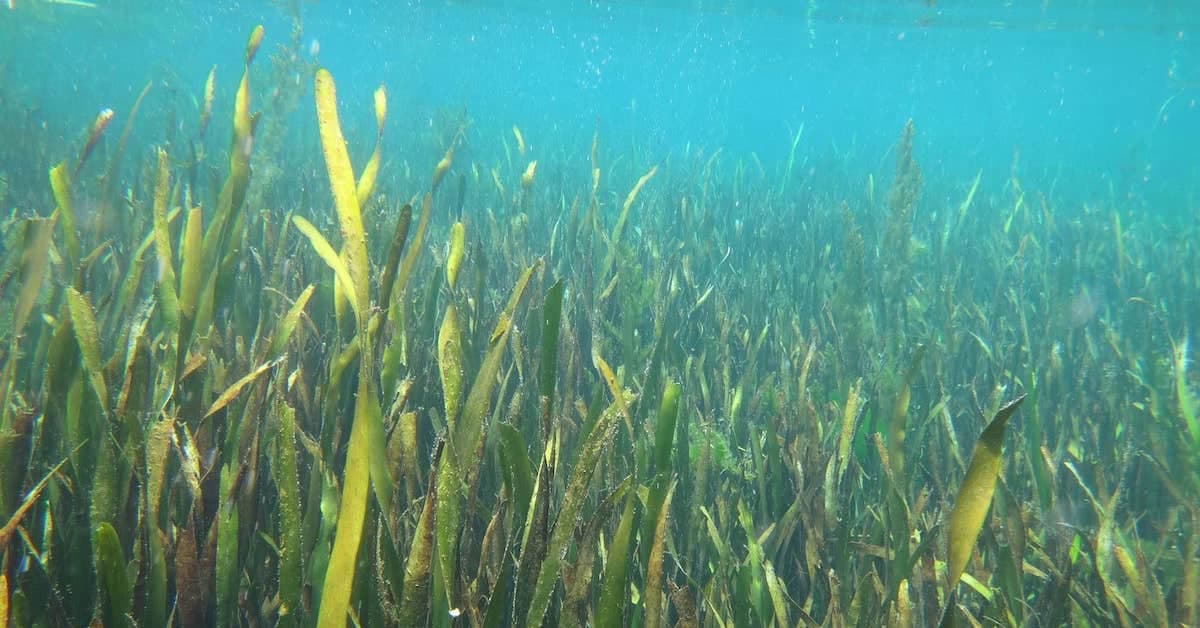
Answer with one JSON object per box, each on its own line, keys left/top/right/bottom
{"left": 2, "top": 7, "right": 1200, "bottom": 628}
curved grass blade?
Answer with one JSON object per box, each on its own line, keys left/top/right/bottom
{"left": 763, "top": 560, "right": 790, "bottom": 628}
{"left": 174, "top": 204, "right": 204, "bottom": 379}
{"left": 943, "top": 394, "right": 1026, "bottom": 607}
{"left": 178, "top": 206, "right": 204, "bottom": 321}
{"left": 593, "top": 352, "right": 633, "bottom": 446}
{"left": 399, "top": 441, "right": 442, "bottom": 628}
{"left": 377, "top": 203, "right": 412, "bottom": 319}
{"left": 95, "top": 522, "right": 132, "bottom": 628}
{"left": 525, "top": 391, "right": 626, "bottom": 627}
{"left": 98, "top": 81, "right": 151, "bottom": 234}
{"left": 613, "top": 164, "right": 658, "bottom": 250}
{"left": 145, "top": 513, "right": 168, "bottom": 627}
{"left": 483, "top": 554, "right": 515, "bottom": 628}
{"left": 601, "top": 164, "right": 658, "bottom": 281}
{"left": 538, "top": 279, "right": 565, "bottom": 406}
{"left": 562, "top": 479, "right": 630, "bottom": 628}
{"left": 778, "top": 123, "right": 805, "bottom": 197}
{"left": 454, "top": 263, "right": 536, "bottom": 479}
{"left": 48, "top": 162, "right": 79, "bottom": 267}
{"left": 438, "top": 301, "right": 464, "bottom": 429}
{"left": 597, "top": 490, "right": 638, "bottom": 628}
{"left": 316, "top": 376, "right": 376, "bottom": 627}
{"left": 199, "top": 26, "right": 258, "bottom": 284}
{"left": 434, "top": 249, "right": 467, "bottom": 612}
{"left": 836, "top": 378, "right": 864, "bottom": 482}
{"left": 514, "top": 430, "right": 555, "bottom": 624}
{"left": 432, "top": 143, "right": 455, "bottom": 192}
{"left": 142, "top": 418, "right": 173, "bottom": 627}
{"left": 150, "top": 148, "right": 180, "bottom": 337}
{"left": 198, "top": 65, "right": 216, "bottom": 138}
{"left": 269, "top": 284, "right": 315, "bottom": 359}
{"left": 215, "top": 460, "right": 241, "bottom": 627}
{"left": 645, "top": 481, "right": 677, "bottom": 628}
{"left": 202, "top": 357, "right": 282, "bottom": 419}
{"left": 1174, "top": 337, "right": 1199, "bottom": 449}
{"left": 2, "top": 217, "right": 56, "bottom": 430}
{"left": 0, "top": 453, "right": 73, "bottom": 548}
{"left": 313, "top": 68, "right": 368, "bottom": 325}
{"left": 435, "top": 431, "right": 464, "bottom": 614}
{"left": 640, "top": 380, "right": 679, "bottom": 565}
{"left": 232, "top": 29, "right": 259, "bottom": 148}
{"left": 310, "top": 72, "right": 391, "bottom": 609}
{"left": 355, "top": 85, "right": 386, "bottom": 209}
{"left": 11, "top": 217, "right": 55, "bottom": 336}
{"left": 446, "top": 221, "right": 466, "bottom": 290}
{"left": 393, "top": 193, "right": 432, "bottom": 303}
{"left": 653, "top": 381, "right": 682, "bottom": 478}
{"left": 275, "top": 397, "right": 303, "bottom": 626}
{"left": 292, "top": 216, "right": 360, "bottom": 326}
{"left": 888, "top": 344, "right": 925, "bottom": 480}
{"left": 497, "top": 423, "right": 534, "bottom": 528}
{"left": 109, "top": 222, "right": 160, "bottom": 336}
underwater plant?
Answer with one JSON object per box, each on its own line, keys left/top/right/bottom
{"left": 0, "top": 16, "right": 1197, "bottom": 628}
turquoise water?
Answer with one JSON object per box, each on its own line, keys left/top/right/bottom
{"left": 3, "top": 1, "right": 1197, "bottom": 209}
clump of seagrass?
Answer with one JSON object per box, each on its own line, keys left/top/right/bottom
{"left": 244, "top": 6, "right": 316, "bottom": 211}
{"left": 881, "top": 119, "right": 921, "bottom": 334}
{"left": 834, "top": 201, "right": 870, "bottom": 374}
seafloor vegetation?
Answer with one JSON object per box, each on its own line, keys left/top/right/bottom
{"left": 1, "top": 21, "right": 1198, "bottom": 628}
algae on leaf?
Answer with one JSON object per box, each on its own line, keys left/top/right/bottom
{"left": 65, "top": 287, "right": 106, "bottom": 413}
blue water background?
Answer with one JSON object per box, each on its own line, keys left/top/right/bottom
{"left": 2, "top": 0, "right": 1197, "bottom": 213}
